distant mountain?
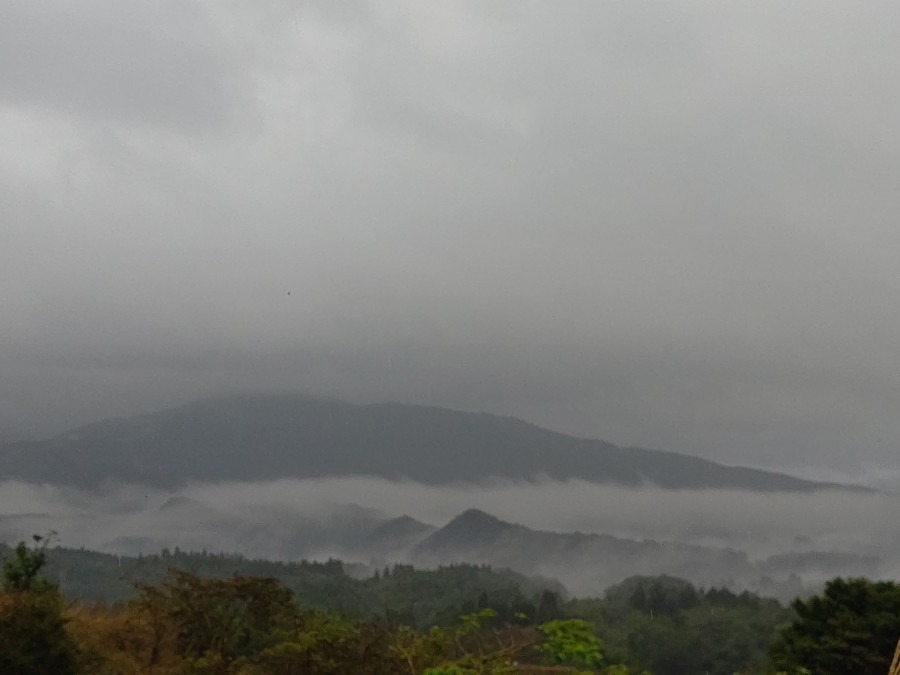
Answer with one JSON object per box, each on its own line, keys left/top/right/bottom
{"left": 408, "top": 509, "right": 882, "bottom": 597}
{"left": 416, "top": 509, "right": 513, "bottom": 551}
{"left": 0, "top": 393, "right": 862, "bottom": 491}
{"left": 409, "top": 509, "right": 753, "bottom": 592}
{"left": 1, "top": 494, "right": 883, "bottom": 599}
{"left": 361, "top": 515, "right": 436, "bottom": 559}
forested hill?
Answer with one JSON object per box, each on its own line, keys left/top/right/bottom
{"left": 0, "top": 540, "right": 808, "bottom": 675}
{"left": 0, "top": 393, "right": 859, "bottom": 491}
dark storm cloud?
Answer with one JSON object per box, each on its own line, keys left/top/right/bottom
{"left": 2, "top": 1, "right": 900, "bottom": 478}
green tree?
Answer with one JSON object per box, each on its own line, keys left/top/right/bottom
{"left": 538, "top": 619, "right": 603, "bottom": 668}
{"left": 404, "top": 608, "right": 543, "bottom": 674}
{"left": 769, "top": 577, "right": 900, "bottom": 675}
{"left": 258, "top": 611, "right": 402, "bottom": 675}
{"left": 134, "top": 569, "right": 298, "bottom": 671}
{"left": 2, "top": 535, "right": 53, "bottom": 593}
{"left": 0, "top": 536, "right": 82, "bottom": 675}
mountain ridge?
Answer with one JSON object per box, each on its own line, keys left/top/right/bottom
{"left": 0, "top": 393, "right": 866, "bottom": 492}
{"left": 407, "top": 508, "right": 882, "bottom": 597}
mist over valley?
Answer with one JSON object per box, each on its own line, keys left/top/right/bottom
{"left": 6, "top": 4, "right": 900, "bottom": 672}
{"left": 0, "top": 395, "right": 895, "bottom": 601}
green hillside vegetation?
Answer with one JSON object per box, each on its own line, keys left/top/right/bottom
{"left": 0, "top": 538, "right": 900, "bottom": 675}
{"left": 769, "top": 577, "right": 900, "bottom": 675}
{"left": 569, "top": 576, "right": 795, "bottom": 675}
{"left": 4, "top": 542, "right": 561, "bottom": 630}
{"left": 3, "top": 539, "right": 898, "bottom": 674}
{"left": 0, "top": 539, "right": 621, "bottom": 675}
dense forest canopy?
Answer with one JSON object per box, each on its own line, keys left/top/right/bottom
{"left": 0, "top": 540, "right": 615, "bottom": 674}
{"left": 4, "top": 538, "right": 898, "bottom": 674}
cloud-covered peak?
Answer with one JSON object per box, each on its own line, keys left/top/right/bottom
{"left": 3, "top": 1, "right": 900, "bottom": 478}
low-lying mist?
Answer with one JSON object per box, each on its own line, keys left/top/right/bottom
{"left": 1, "top": 477, "right": 897, "bottom": 598}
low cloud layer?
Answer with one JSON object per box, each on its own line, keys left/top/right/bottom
{"left": 1, "top": 477, "right": 897, "bottom": 597}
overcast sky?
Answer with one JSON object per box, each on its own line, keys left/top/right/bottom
{"left": 2, "top": 1, "right": 900, "bottom": 482}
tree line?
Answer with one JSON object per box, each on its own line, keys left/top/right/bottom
{"left": 2, "top": 538, "right": 899, "bottom": 674}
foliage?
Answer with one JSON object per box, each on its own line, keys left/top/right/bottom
{"left": 422, "top": 667, "right": 473, "bottom": 675}
{"left": 2, "top": 534, "right": 54, "bottom": 593}
{"left": 0, "top": 536, "right": 83, "bottom": 675}
{"left": 391, "top": 607, "right": 545, "bottom": 674}
{"left": 134, "top": 569, "right": 298, "bottom": 669}
{"left": 0, "top": 540, "right": 816, "bottom": 675}
{"left": 21, "top": 542, "right": 557, "bottom": 628}
{"left": 65, "top": 602, "right": 183, "bottom": 675}
{"left": 539, "top": 619, "right": 603, "bottom": 667}
{"left": 0, "top": 590, "right": 83, "bottom": 674}
{"left": 257, "top": 610, "right": 402, "bottom": 675}
{"left": 768, "top": 577, "right": 900, "bottom": 675}
{"left": 568, "top": 576, "right": 794, "bottom": 675}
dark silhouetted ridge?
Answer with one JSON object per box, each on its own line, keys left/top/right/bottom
{"left": 0, "top": 393, "right": 867, "bottom": 492}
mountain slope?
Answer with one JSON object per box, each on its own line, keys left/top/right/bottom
{"left": 0, "top": 393, "right": 859, "bottom": 491}
{"left": 408, "top": 509, "right": 882, "bottom": 596}
{"left": 410, "top": 509, "right": 755, "bottom": 592}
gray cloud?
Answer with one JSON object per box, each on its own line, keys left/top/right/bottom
{"left": 2, "top": 1, "right": 900, "bottom": 476}
{"left": 0, "top": 477, "right": 897, "bottom": 596}
{"left": 0, "top": 1, "right": 245, "bottom": 132}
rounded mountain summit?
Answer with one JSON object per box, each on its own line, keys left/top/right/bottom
{"left": 0, "top": 394, "right": 865, "bottom": 491}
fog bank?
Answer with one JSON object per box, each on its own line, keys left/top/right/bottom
{"left": 1, "top": 477, "right": 896, "bottom": 596}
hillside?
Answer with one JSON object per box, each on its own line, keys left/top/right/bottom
{"left": 408, "top": 509, "right": 880, "bottom": 596}
{"left": 410, "top": 509, "right": 754, "bottom": 593}
{"left": 0, "top": 393, "right": 860, "bottom": 491}
{"left": 1, "top": 502, "right": 880, "bottom": 601}
{"left": 0, "top": 541, "right": 803, "bottom": 675}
